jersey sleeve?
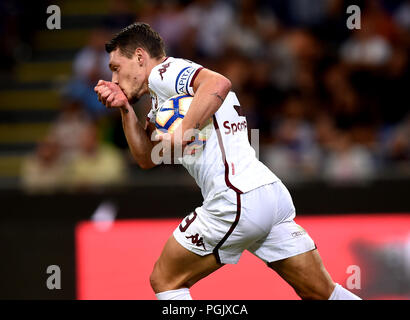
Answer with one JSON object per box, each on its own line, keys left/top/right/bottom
{"left": 147, "top": 58, "right": 203, "bottom": 124}
{"left": 151, "top": 58, "right": 203, "bottom": 98}
{"left": 173, "top": 60, "right": 203, "bottom": 96}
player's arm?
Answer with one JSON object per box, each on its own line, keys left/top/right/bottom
{"left": 94, "top": 80, "right": 158, "bottom": 170}
{"left": 119, "top": 106, "right": 159, "bottom": 169}
{"left": 181, "top": 68, "right": 231, "bottom": 134}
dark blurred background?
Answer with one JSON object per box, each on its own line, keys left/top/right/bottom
{"left": 0, "top": 0, "right": 409, "bottom": 299}
{"left": 0, "top": 0, "right": 409, "bottom": 190}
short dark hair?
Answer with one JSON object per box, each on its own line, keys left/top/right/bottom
{"left": 105, "top": 22, "right": 165, "bottom": 59}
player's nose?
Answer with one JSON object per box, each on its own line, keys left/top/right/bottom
{"left": 112, "top": 74, "right": 119, "bottom": 85}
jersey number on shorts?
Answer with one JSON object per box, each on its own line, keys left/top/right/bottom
{"left": 179, "top": 211, "right": 197, "bottom": 232}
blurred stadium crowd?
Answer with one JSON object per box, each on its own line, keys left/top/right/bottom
{"left": 1, "top": 0, "right": 409, "bottom": 193}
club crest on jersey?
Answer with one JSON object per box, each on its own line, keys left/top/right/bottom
{"left": 175, "top": 66, "right": 195, "bottom": 94}
{"left": 158, "top": 62, "right": 171, "bottom": 80}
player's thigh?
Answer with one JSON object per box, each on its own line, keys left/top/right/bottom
{"left": 150, "top": 234, "right": 223, "bottom": 292}
{"left": 268, "top": 249, "right": 335, "bottom": 299}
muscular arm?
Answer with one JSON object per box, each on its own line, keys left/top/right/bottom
{"left": 119, "top": 105, "right": 158, "bottom": 169}
{"left": 94, "top": 80, "right": 158, "bottom": 170}
{"left": 181, "top": 68, "right": 231, "bottom": 133}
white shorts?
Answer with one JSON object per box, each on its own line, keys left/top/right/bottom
{"left": 173, "top": 181, "right": 316, "bottom": 264}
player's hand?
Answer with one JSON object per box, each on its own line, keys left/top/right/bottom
{"left": 157, "top": 127, "right": 196, "bottom": 158}
{"left": 158, "top": 131, "right": 182, "bottom": 160}
{"left": 94, "top": 80, "right": 129, "bottom": 110}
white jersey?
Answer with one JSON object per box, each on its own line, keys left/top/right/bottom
{"left": 147, "top": 57, "right": 279, "bottom": 201}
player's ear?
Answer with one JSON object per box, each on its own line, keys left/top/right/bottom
{"left": 135, "top": 48, "right": 144, "bottom": 66}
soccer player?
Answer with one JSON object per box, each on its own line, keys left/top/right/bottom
{"left": 94, "top": 23, "right": 361, "bottom": 300}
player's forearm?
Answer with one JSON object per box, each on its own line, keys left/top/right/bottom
{"left": 120, "top": 105, "right": 156, "bottom": 169}
{"left": 181, "top": 74, "right": 231, "bottom": 133}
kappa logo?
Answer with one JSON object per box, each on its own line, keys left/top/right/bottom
{"left": 186, "top": 233, "right": 206, "bottom": 250}
{"left": 291, "top": 226, "right": 306, "bottom": 238}
{"left": 291, "top": 231, "right": 305, "bottom": 238}
{"left": 158, "top": 62, "right": 171, "bottom": 80}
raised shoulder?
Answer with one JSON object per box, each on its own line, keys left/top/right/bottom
{"left": 149, "top": 57, "right": 203, "bottom": 98}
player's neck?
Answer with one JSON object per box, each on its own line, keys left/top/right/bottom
{"left": 146, "top": 55, "right": 168, "bottom": 78}
{"left": 152, "top": 56, "right": 168, "bottom": 69}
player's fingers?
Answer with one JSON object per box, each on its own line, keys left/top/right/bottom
{"left": 94, "top": 84, "right": 102, "bottom": 92}
{"left": 97, "top": 88, "right": 108, "bottom": 103}
{"left": 183, "top": 145, "right": 196, "bottom": 156}
{"left": 94, "top": 80, "right": 106, "bottom": 92}
{"left": 97, "top": 88, "right": 112, "bottom": 104}
{"left": 106, "top": 92, "right": 116, "bottom": 107}
{"left": 95, "top": 85, "right": 108, "bottom": 97}
{"left": 101, "top": 88, "right": 113, "bottom": 99}
{"left": 108, "top": 83, "right": 125, "bottom": 96}
{"left": 105, "top": 82, "right": 119, "bottom": 91}
{"left": 107, "top": 92, "right": 116, "bottom": 102}
{"left": 97, "top": 80, "right": 107, "bottom": 87}
{"left": 97, "top": 85, "right": 109, "bottom": 93}
{"left": 100, "top": 91, "right": 109, "bottom": 105}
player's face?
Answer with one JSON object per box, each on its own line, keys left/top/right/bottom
{"left": 108, "top": 49, "right": 147, "bottom": 104}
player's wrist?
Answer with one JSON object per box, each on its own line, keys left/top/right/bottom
{"left": 120, "top": 103, "right": 132, "bottom": 115}
{"left": 180, "top": 119, "right": 197, "bottom": 135}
